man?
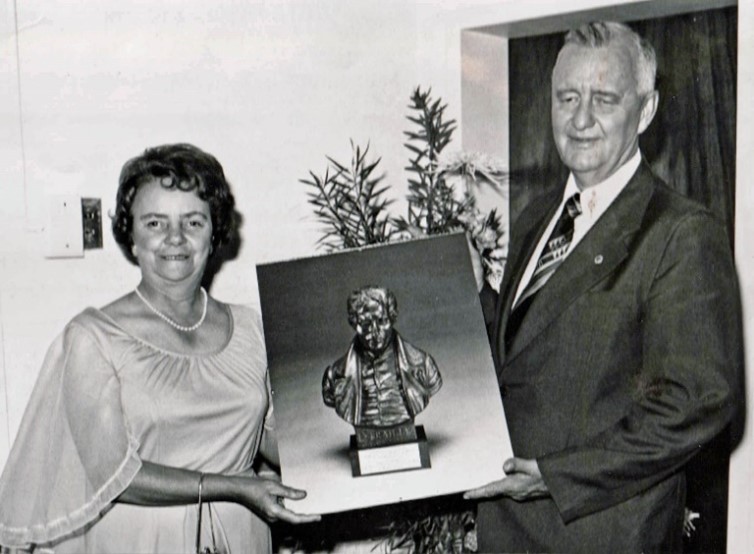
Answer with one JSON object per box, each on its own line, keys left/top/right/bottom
{"left": 465, "top": 21, "right": 742, "bottom": 552}
{"left": 321, "top": 285, "right": 442, "bottom": 428}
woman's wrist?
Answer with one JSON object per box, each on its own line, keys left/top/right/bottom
{"left": 202, "top": 471, "right": 257, "bottom": 504}
{"left": 201, "top": 472, "right": 234, "bottom": 503}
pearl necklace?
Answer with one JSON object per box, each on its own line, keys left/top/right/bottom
{"left": 134, "top": 286, "right": 208, "bottom": 332}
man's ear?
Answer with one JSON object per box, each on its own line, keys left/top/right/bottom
{"left": 638, "top": 90, "right": 659, "bottom": 135}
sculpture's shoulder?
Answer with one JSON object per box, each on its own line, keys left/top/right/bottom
{"left": 396, "top": 333, "right": 434, "bottom": 365}
{"left": 325, "top": 344, "right": 354, "bottom": 377}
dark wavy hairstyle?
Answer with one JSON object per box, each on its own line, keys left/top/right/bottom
{"left": 112, "top": 143, "right": 237, "bottom": 265}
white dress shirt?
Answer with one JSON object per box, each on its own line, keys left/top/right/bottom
{"left": 513, "top": 149, "right": 643, "bottom": 307}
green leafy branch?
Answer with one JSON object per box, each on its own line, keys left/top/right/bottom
{"left": 399, "top": 86, "right": 460, "bottom": 235}
{"left": 301, "top": 87, "right": 470, "bottom": 253}
{"left": 301, "top": 141, "right": 397, "bottom": 251}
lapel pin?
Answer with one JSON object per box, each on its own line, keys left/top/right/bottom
{"left": 594, "top": 254, "right": 604, "bottom": 265}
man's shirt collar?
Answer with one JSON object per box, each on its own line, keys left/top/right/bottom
{"left": 563, "top": 149, "right": 642, "bottom": 222}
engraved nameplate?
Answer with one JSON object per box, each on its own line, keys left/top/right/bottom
{"left": 349, "top": 425, "right": 431, "bottom": 477}
{"left": 357, "top": 443, "right": 423, "bottom": 475}
{"left": 354, "top": 422, "right": 418, "bottom": 449}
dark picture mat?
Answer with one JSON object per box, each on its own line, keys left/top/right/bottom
{"left": 257, "top": 233, "right": 512, "bottom": 515}
{"left": 259, "top": 234, "right": 482, "bottom": 366}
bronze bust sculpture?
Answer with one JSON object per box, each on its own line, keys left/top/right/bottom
{"left": 322, "top": 285, "right": 442, "bottom": 429}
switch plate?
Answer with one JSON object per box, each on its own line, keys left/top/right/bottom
{"left": 82, "top": 197, "right": 103, "bottom": 249}
{"left": 45, "top": 194, "right": 84, "bottom": 258}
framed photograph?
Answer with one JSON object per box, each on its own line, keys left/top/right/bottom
{"left": 257, "top": 233, "right": 512, "bottom": 514}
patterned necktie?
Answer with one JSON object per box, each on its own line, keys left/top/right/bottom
{"left": 515, "top": 192, "right": 582, "bottom": 308}
{"left": 504, "top": 193, "right": 581, "bottom": 350}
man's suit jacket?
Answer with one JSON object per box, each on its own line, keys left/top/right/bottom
{"left": 477, "top": 162, "right": 742, "bottom": 553}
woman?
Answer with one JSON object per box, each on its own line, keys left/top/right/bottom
{"left": 0, "top": 144, "right": 318, "bottom": 553}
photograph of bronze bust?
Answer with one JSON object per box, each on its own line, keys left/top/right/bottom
{"left": 322, "top": 286, "right": 442, "bottom": 430}
{"left": 256, "top": 234, "right": 511, "bottom": 514}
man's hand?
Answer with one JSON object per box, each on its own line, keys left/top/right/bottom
{"left": 463, "top": 457, "right": 549, "bottom": 502}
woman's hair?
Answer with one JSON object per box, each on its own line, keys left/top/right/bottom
{"left": 112, "top": 143, "right": 236, "bottom": 265}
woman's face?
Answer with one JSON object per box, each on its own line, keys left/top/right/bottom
{"left": 130, "top": 178, "right": 213, "bottom": 287}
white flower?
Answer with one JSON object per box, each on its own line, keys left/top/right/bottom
{"left": 435, "top": 150, "right": 508, "bottom": 189}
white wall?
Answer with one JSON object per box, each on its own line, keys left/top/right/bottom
{"left": 730, "top": 0, "right": 754, "bottom": 549}
{"left": 2, "top": 0, "right": 753, "bottom": 551}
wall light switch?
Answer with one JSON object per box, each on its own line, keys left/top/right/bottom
{"left": 45, "top": 194, "right": 84, "bottom": 258}
{"left": 82, "top": 197, "right": 103, "bottom": 249}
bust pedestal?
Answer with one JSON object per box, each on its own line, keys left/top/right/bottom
{"left": 349, "top": 422, "right": 430, "bottom": 477}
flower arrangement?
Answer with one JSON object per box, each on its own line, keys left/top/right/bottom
{"left": 302, "top": 87, "right": 508, "bottom": 292}
{"left": 432, "top": 150, "right": 508, "bottom": 291}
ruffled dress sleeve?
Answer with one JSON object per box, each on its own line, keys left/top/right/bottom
{"left": 0, "top": 313, "right": 142, "bottom": 548}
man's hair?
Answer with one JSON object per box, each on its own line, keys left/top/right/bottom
{"left": 347, "top": 286, "right": 398, "bottom": 327}
{"left": 563, "top": 21, "right": 657, "bottom": 96}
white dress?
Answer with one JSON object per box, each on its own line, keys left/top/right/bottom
{"left": 0, "top": 304, "right": 273, "bottom": 553}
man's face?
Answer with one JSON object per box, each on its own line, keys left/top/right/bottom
{"left": 551, "top": 41, "right": 655, "bottom": 188}
{"left": 353, "top": 299, "right": 393, "bottom": 354}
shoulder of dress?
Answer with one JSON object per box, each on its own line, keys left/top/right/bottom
{"left": 225, "top": 303, "right": 261, "bottom": 321}
{"left": 50, "top": 308, "right": 122, "bottom": 363}
{"left": 225, "top": 303, "right": 265, "bottom": 345}
{"left": 66, "top": 307, "right": 113, "bottom": 335}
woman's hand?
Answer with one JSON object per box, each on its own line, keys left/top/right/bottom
{"left": 227, "top": 474, "right": 320, "bottom": 524}
{"left": 117, "top": 461, "right": 319, "bottom": 524}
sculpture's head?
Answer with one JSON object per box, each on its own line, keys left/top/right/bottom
{"left": 347, "top": 286, "right": 398, "bottom": 355}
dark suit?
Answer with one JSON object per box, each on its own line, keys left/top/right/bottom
{"left": 478, "top": 162, "right": 742, "bottom": 553}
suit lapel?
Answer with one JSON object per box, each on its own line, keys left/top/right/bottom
{"left": 504, "top": 163, "right": 657, "bottom": 364}
{"left": 494, "top": 191, "right": 561, "bottom": 370}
